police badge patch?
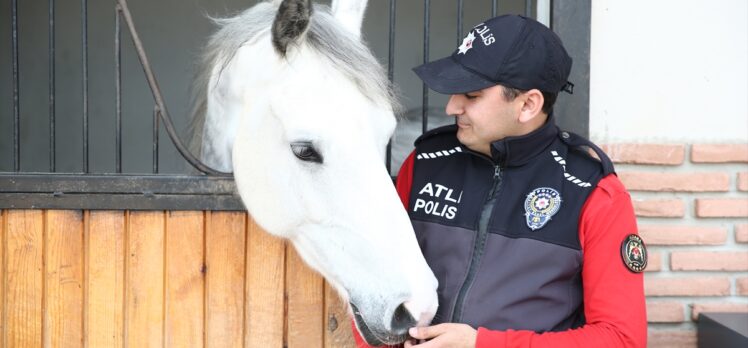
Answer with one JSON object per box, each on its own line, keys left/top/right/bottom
{"left": 621, "top": 234, "right": 647, "bottom": 273}
{"left": 524, "top": 187, "right": 562, "bottom": 231}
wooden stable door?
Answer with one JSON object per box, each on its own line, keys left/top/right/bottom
{"left": 0, "top": 210, "right": 354, "bottom": 348}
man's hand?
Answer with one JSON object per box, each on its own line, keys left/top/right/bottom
{"left": 404, "top": 323, "right": 477, "bottom": 348}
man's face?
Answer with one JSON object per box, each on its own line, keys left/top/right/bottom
{"left": 445, "top": 84, "right": 524, "bottom": 156}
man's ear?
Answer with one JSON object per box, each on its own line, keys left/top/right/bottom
{"left": 518, "top": 89, "right": 544, "bottom": 124}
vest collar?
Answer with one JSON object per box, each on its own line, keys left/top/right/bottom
{"left": 489, "top": 114, "right": 558, "bottom": 167}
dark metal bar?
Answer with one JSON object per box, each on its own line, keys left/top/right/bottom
{"left": 12, "top": 0, "right": 20, "bottom": 172}
{"left": 153, "top": 106, "right": 159, "bottom": 173}
{"left": 552, "top": 0, "right": 591, "bottom": 138}
{"left": 388, "top": 0, "right": 396, "bottom": 83}
{"left": 457, "top": 0, "right": 463, "bottom": 43}
{"left": 115, "top": 4, "right": 122, "bottom": 173}
{"left": 0, "top": 193, "right": 244, "bottom": 211}
{"left": 0, "top": 173, "right": 244, "bottom": 210}
{"left": 421, "top": 0, "right": 430, "bottom": 134}
{"left": 49, "top": 0, "right": 56, "bottom": 172}
{"left": 525, "top": 0, "right": 532, "bottom": 17}
{"left": 386, "top": 141, "right": 392, "bottom": 174}
{"left": 116, "top": 0, "right": 230, "bottom": 176}
{"left": 386, "top": 0, "right": 396, "bottom": 174}
{"left": 492, "top": 0, "right": 497, "bottom": 16}
{"left": 454, "top": 1, "right": 464, "bottom": 130}
{"left": 82, "top": 0, "right": 89, "bottom": 172}
{"left": 0, "top": 173, "right": 238, "bottom": 195}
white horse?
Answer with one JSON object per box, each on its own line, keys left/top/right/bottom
{"left": 189, "top": 0, "right": 437, "bottom": 344}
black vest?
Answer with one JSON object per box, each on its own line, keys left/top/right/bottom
{"left": 408, "top": 118, "right": 614, "bottom": 332}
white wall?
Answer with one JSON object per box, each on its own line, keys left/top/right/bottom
{"left": 590, "top": 0, "right": 748, "bottom": 143}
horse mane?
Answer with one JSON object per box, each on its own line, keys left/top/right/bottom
{"left": 187, "top": 2, "right": 401, "bottom": 163}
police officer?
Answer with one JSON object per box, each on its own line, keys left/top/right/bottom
{"left": 352, "top": 14, "right": 647, "bottom": 348}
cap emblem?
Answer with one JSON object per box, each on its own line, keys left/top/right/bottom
{"left": 524, "top": 187, "right": 562, "bottom": 231}
{"left": 621, "top": 234, "right": 647, "bottom": 273}
{"left": 457, "top": 31, "right": 476, "bottom": 55}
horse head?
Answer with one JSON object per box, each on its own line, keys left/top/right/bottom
{"left": 192, "top": 0, "right": 438, "bottom": 344}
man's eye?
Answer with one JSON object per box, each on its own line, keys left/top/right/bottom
{"left": 464, "top": 93, "right": 478, "bottom": 99}
{"left": 291, "top": 142, "right": 324, "bottom": 164}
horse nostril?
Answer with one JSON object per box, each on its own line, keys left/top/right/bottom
{"left": 390, "top": 303, "right": 416, "bottom": 335}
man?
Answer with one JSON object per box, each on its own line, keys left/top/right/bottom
{"left": 354, "top": 14, "right": 647, "bottom": 348}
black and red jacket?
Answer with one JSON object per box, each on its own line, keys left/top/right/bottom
{"left": 354, "top": 117, "right": 646, "bottom": 347}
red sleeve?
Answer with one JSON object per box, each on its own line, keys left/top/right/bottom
{"left": 395, "top": 151, "right": 416, "bottom": 209}
{"left": 475, "top": 174, "right": 647, "bottom": 348}
{"left": 351, "top": 152, "right": 417, "bottom": 348}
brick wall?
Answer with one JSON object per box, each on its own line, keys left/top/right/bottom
{"left": 600, "top": 143, "right": 748, "bottom": 348}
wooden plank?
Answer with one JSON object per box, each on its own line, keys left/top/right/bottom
{"left": 4, "top": 210, "right": 44, "bottom": 347}
{"left": 164, "top": 211, "right": 205, "bottom": 348}
{"left": 205, "top": 212, "right": 246, "bottom": 348}
{"left": 245, "top": 217, "right": 285, "bottom": 348}
{"left": 85, "top": 210, "right": 125, "bottom": 348}
{"left": 286, "top": 245, "right": 324, "bottom": 348}
{"left": 126, "top": 211, "right": 165, "bottom": 347}
{"left": 323, "top": 282, "right": 355, "bottom": 348}
{"left": 44, "top": 210, "right": 84, "bottom": 348}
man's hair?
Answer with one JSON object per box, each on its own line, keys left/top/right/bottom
{"left": 501, "top": 86, "right": 557, "bottom": 115}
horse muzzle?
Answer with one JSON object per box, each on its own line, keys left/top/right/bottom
{"left": 351, "top": 301, "right": 417, "bottom": 345}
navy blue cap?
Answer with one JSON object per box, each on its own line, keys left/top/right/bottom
{"left": 413, "top": 15, "right": 574, "bottom": 95}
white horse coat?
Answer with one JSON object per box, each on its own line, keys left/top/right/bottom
{"left": 191, "top": 0, "right": 437, "bottom": 344}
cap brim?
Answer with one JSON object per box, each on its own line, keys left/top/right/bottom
{"left": 413, "top": 55, "right": 496, "bottom": 94}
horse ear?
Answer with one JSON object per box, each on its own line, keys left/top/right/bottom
{"left": 332, "top": 0, "right": 368, "bottom": 39}
{"left": 272, "top": 0, "right": 313, "bottom": 57}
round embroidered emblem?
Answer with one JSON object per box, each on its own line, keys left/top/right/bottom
{"left": 621, "top": 234, "right": 647, "bottom": 273}
{"left": 524, "top": 187, "right": 562, "bottom": 231}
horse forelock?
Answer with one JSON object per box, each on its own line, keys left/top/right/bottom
{"left": 306, "top": 8, "right": 402, "bottom": 113}
{"left": 188, "top": 2, "right": 401, "bottom": 162}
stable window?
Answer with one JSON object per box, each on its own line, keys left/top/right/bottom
{"left": 0, "top": 0, "right": 589, "bottom": 210}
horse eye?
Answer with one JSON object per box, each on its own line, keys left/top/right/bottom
{"left": 290, "top": 142, "right": 323, "bottom": 164}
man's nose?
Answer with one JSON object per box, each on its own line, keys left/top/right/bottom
{"left": 445, "top": 94, "right": 464, "bottom": 117}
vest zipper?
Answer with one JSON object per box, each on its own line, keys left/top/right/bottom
{"left": 451, "top": 164, "right": 502, "bottom": 323}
